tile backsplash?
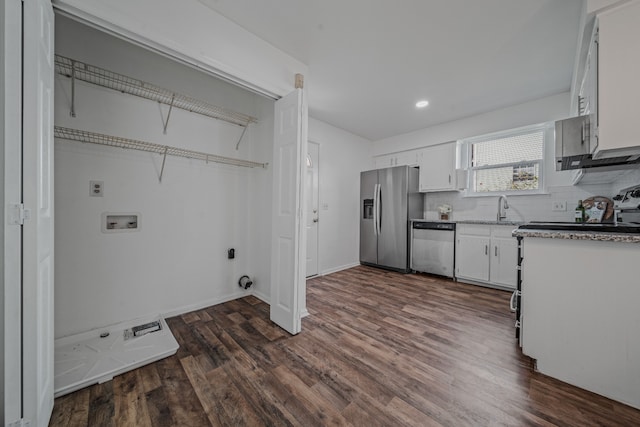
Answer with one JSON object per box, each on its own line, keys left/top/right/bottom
{"left": 423, "top": 183, "right": 620, "bottom": 223}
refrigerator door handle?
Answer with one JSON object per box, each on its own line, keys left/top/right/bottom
{"left": 372, "top": 184, "right": 379, "bottom": 236}
{"left": 376, "top": 183, "right": 382, "bottom": 235}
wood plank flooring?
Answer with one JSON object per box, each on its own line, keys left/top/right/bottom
{"left": 50, "top": 266, "right": 640, "bottom": 426}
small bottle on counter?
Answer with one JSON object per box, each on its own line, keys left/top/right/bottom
{"left": 575, "top": 200, "right": 585, "bottom": 223}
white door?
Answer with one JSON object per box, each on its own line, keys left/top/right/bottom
{"left": 22, "top": 0, "right": 55, "bottom": 425}
{"left": 306, "top": 141, "right": 319, "bottom": 277}
{"left": 2, "top": 0, "right": 24, "bottom": 424}
{"left": 270, "top": 89, "right": 307, "bottom": 335}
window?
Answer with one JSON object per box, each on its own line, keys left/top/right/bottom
{"left": 463, "top": 124, "right": 549, "bottom": 195}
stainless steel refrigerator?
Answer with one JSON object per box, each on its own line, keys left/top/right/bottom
{"left": 360, "top": 166, "right": 423, "bottom": 272}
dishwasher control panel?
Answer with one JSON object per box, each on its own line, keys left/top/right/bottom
{"left": 412, "top": 221, "right": 456, "bottom": 231}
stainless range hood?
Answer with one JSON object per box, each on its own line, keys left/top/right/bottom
{"left": 555, "top": 116, "right": 640, "bottom": 171}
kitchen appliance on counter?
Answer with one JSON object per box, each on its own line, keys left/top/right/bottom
{"left": 360, "top": 166, "right": 423, "bottom": 272}
{"left": 410, "top": 221, "right": 455, "bottom": 278}
{"left": 613, "top": 184, "right": 640, "bottom": 224}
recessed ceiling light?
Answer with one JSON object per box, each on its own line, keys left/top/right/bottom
{"left": 415, "top": 100, "right": 429, "bottom": 108}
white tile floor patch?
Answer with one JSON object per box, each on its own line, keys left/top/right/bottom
{"left": 54, "top": 315, "right": 179, "bottom": 397}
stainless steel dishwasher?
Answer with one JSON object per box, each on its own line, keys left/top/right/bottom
{"left": 410, "top": 221, "right": 455, "bottom": 278}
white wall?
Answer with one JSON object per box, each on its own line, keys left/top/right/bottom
{"left": 53, "top": 0, "right": 308, "bottom": 99}
{"left": 373, "top": 92, "right": 637, "bottom": 222}
{"left": 246, "top": 104, "right": 274, "bottom": 302}
{"left": 54, "top": 17, "right": 274, "bottom": 338}
{"left": 308, "top": 118, "right": 373, "bottom": 275}
{"left": 373, "top": 93, "right": 571, "bottom": 155}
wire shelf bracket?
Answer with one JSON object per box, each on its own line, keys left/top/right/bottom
{"left": 55, "top": 54, "right": 259, "bottom": 130}
{"left": 54, "top": 126, "right": 268, "bottom": 183}
{"left": 161, "top": 94, "right": 175, "bottom": 135}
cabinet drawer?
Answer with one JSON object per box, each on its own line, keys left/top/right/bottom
{"left": 457, "top": 224, "right": 491, "bottom": 236}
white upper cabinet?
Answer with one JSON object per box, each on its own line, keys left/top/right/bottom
{"left": 374, "top": 149, "right": 421, "bottom": 169}
{"left": 418, "top": 142, "right": 457, "bottom": 192}
{"left": 592, "top": 1, "right": 640, "bottom": 158}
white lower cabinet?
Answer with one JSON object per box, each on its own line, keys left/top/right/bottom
{"left": 455, "top": 234, "right": 490, "bottom": 281}
{"left": 521, "top": 237, "right": 640, "bottom": 410}
{"left": 455, "top": 224, "right": 517, "bottom": 290}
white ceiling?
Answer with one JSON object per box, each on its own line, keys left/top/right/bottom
{"left": 198, "top": 0, "right": 584, "bottom": 141}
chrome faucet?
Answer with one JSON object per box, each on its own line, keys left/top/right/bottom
{"left": 497, "top": 195, "right": 509, "bottom": 221}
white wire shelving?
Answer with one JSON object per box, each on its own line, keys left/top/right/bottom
{"left": 54, "top": 54, "right": 258, "bottom": 130}
{"left": 54, "top": 126, "right": 267, "bottom": 182}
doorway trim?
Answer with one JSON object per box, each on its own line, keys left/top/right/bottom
{"left": 2, "top": 0, "right": 24, "bottom": 423}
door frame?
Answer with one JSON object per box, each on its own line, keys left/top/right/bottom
{"left": 2, "top": 0, "right": 24, "bottom": 423}
{"left": 22, "top": 0, "right": 56, "bottom": 424}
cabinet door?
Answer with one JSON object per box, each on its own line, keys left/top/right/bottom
{"left": 395, "top": 150, "right": 421, "bottom": 167}
{"left": 489, "top": 236, "right": 518, "bottom": 289}
{"left": 419, "top": 143, "right": 456, "bottom": 192}
{"left": 374, "top": 154, "right": 396, "bottom": 169}
{"left": 455, "top": 235, "right": 490, "bottom": 282}
{"left": 596, "top": 1, "right": 640, "bottom": 157}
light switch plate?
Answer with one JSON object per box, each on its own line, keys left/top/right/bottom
{"left": 552, "top": 201, "right": 566, "bottom": 211}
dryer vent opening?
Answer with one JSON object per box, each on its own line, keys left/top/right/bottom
{"left": 239, "top": 275, "right": 253, "bottom": 289}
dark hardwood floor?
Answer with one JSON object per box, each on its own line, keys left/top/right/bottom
{"left": 50, "top": 265, "right": 640, "bottom": 426}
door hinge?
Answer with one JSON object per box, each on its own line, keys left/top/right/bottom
{"left": 9, "top": 419, "right": 32, "bottom": 427}
{"left": 8, "top": 203, "right": 31, "bottom": 225}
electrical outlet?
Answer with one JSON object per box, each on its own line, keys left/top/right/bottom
{"left": 90, "top": 180, "right": 104, "bottom": 197}
{"left": 551, "top": 201, "right": 566, "bottom": 211}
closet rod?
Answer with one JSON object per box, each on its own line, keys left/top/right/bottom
{"left": 54, "top": 126, "right": 268, "bottom": 170}
{"left": 54, "top": 55, "right": 258, "bottom": 128}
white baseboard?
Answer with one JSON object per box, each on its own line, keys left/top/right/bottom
{"left": 161, "top": 287, "right": 311, "bottom": 321}
{"left": 252, "top": 290, "right": 309, "bottom": 318}
{"left": 251, "top": 289, "right": 270, "bottom": 305}
{"left": 319, "top": 262, "right": 359, "bottom": 276}
{"left": 161, "top": 290, "right": 251, "bottom": 319}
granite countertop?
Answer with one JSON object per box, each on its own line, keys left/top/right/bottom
{"left": 512, "top": 228, "right": 640, "bottom": 243}
{"left": 455, "top": 219, "right": 524, "bottom": 226}
{"left": 410, "top": 219, "right": 524, "bottom": 226}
